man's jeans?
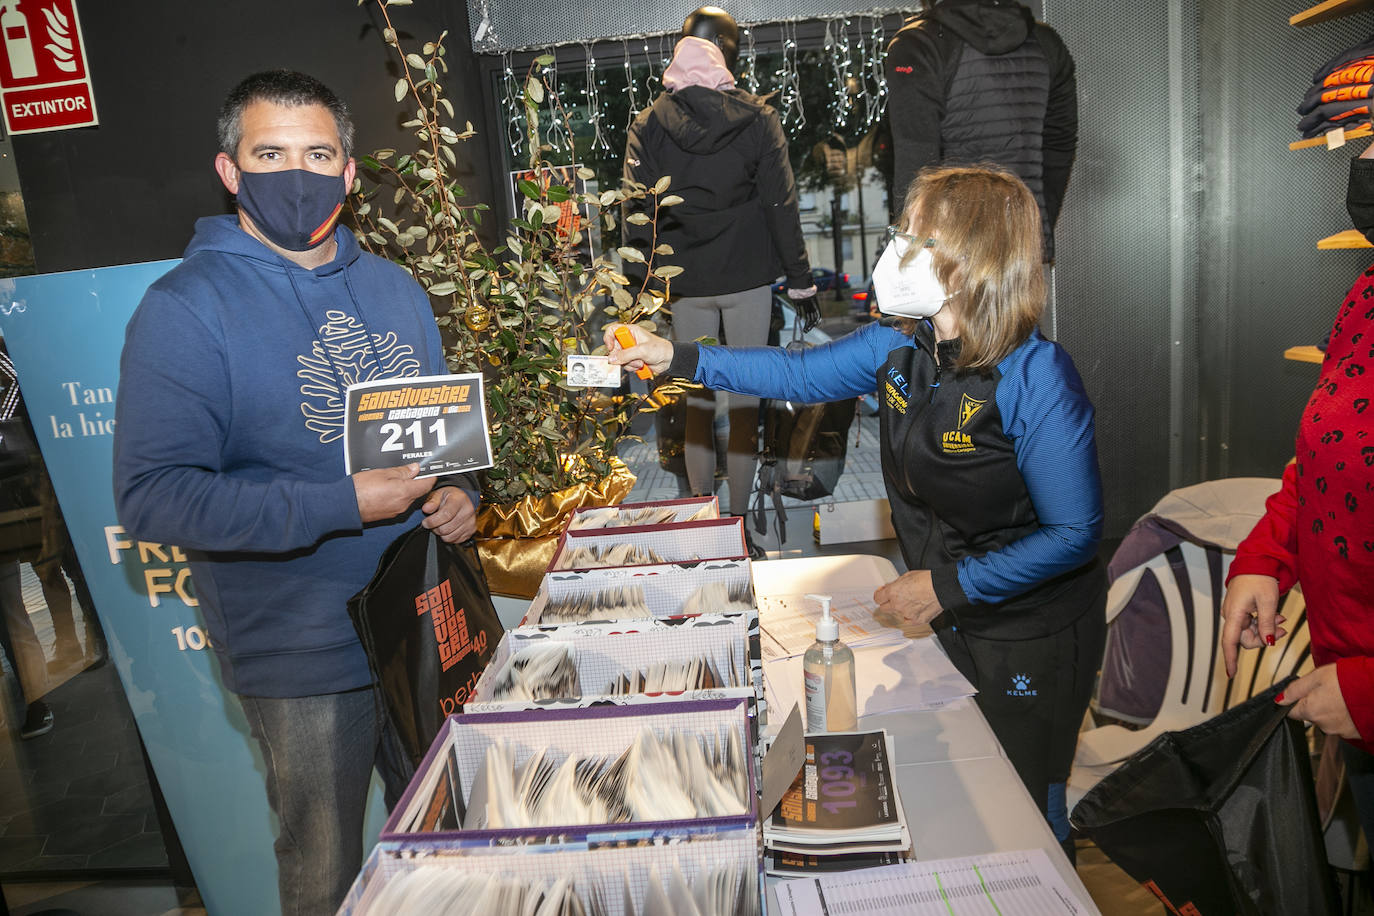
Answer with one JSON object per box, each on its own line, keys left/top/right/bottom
{"left": 240, "top": 686, "right": 410, "bottom": 916}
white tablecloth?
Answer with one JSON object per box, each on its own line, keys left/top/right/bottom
{"left": 752, "top": 556, "right": 1100, "bottom": 914}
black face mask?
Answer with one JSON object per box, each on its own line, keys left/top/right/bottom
{"left": 235, "top": 168, "right": 346, "bottom": 252}
{"left": 1346, "top": 158, "right": 1374, "bottom": 244}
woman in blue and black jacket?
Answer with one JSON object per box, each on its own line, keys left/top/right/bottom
{"left": 608, "top": 165, "right": 1106, "bottom": 861}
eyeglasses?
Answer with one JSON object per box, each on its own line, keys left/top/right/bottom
{"left": 884, "top": 225, "right": 936, "bottom": 248}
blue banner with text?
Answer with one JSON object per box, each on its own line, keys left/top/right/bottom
{"left": 1, "top": 263, "right": 286, "bottom": 914}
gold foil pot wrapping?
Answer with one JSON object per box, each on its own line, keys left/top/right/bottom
{"left": 474, "top": 458, "right": 636, "bottom": 599}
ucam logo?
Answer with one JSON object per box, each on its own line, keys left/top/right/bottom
{"left": 1006, "top": 672, "right": 1037, "bottom": 697}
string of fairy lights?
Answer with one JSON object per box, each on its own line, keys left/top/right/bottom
{"left": 495, "top": 13, "right": 903, "bottom": 166}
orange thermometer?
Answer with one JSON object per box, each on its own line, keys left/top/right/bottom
{"left": 614, "top": 326, "right": 653, "bottom": 379}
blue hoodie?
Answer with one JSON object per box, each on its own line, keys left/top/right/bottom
{"left": 114, "top": 215, "right": 476, "bottom": 698}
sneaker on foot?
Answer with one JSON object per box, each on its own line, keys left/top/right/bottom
{"left": 20, "top": 700, "right": 54, "bottom": 739}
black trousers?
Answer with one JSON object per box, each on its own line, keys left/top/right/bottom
{"left": 937, "top": 595, "right": 1107, "bottom": 841}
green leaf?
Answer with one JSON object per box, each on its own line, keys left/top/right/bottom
{"left": 546, "top": 185, "right": 571, "bottom": 203}
{"left": 394, "top": 78, "right": 407, "bottom": 102}
{"left": 406, "top": 53, "right": 426, "bottom": 69}
{"left": 534, "top": 53, "right": 555, "bottom": 66}
{"left": 428, "top": 281, "right": 459, "bottom": 296}
{"left": 518, "top": 179, "right": 541, "bottom": 200}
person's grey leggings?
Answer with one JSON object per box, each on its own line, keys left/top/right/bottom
{"left": 670, "top": 284, "right": 772, "bottom": 515}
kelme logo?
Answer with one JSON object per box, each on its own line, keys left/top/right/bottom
{"left": 1006, "top": 673, "right": 1037, "bottom": 697}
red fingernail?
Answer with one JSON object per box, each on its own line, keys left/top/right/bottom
{"left": 1266, "top": 634, "right": 1275, "bottom": 646}
{"left": 1276, "top": 692, "right": 1285, "bottom": 704}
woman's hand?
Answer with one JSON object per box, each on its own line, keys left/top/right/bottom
{"left": 604, "top": 323, "right": 674, "bottom": 377}
{"left": 873, "top": 570, "right": 942, "bottom": 628}
{"left": 1279, "top": 664, "right": 1362, "bottom": 740}
{"left": 1220, "top": 574, "right": 1288, "bottom": 677}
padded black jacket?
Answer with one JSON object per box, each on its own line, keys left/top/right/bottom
{"left": 623, "top": 86, "right": 811, "bottom": 297}
{"left": 884, "top": 0, "right": 1077, "bottom": 261}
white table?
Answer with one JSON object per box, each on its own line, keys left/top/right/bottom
{"left": 752, "top": 556, "right": 1100, "bottom": 914}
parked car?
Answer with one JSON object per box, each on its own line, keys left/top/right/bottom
{"left": 848, "top": 277, "right": 878, "bottom": 320}
{"left": 772, "top": 267, "right": 850, "bottom": 295}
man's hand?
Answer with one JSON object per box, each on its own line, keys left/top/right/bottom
{"left": 604, "top": 323, "right": 674, "bottom": 377}
{"left": 873, "top": 569, "right": 942, "bottom": 628}
{"left": 1220, "top": 574, "right": 1287, "bottom": 677}
{"left": 422, "top": 486, "right": 478, "bottom": 543}
{"left": 1279, "top": 664, "right": 1362, "bottom": 740}
{"left": 353, "top": 463, "right": 434, "bottom": 523}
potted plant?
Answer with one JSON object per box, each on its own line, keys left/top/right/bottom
{"left": 350, "top": 0, "right": 694, "bottom": 597}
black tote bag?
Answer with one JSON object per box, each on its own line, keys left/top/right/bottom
{"left": 1071, "top": 680, "right": 1340, "bottom": 916}
{"left": 347, "top": 526, "right": 503, "bottom": 768}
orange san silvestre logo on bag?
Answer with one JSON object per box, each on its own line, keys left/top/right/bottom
{"left": 415, "top": 579, "right": 488, "bottom": 672}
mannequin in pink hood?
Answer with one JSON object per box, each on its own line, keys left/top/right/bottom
{"left": 623, "top": 8, "right": 818, "bottom": 557}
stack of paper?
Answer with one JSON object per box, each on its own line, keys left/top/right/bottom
{"left": 757, "top": 590, "right": 907, "bottom": 661}
{"left": 763, "top": 730, "right": 912, "bottom": 875}
{"left": 773, "top": 849, "right": 1090, "bottom": 915}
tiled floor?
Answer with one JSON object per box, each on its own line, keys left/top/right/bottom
{"left": 0, "top": 570, "right": 169, "bottom": 876}
{"left": 620, "top": 401, "right": 887, "bottom": 511}
{"left": 3, "top": 878, "right": 203, "bottom": 915}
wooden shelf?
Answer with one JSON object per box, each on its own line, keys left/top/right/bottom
{"left": 1319, "top": 228, "right": 1373, "bottom": 248}
{"left": 1284, "top": 345, "right": 1325, "bottom": 363}
{"left": 1291, "top": 0, "right": 1374, "bottom": 26}
{"left": 1291, "top": 124, "right": 1373, "bottom": 149}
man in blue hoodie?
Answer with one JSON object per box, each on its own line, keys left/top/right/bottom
{"left": 112, "top": 70, "right": 478, "bottom": 914}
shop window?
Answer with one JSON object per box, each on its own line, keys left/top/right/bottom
{"left": 484, "top": 25, "right": 904, "bottom": 515}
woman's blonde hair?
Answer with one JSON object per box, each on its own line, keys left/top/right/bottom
{"left": 897, "top": 165, "right": 1045, "bottom": 371}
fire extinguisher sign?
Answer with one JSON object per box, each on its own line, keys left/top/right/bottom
{"left": 0, "top": 0, "right": 96, "bottom": 135}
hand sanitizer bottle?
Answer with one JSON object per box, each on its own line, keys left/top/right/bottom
{"left": 802, "top": 593, "right": 856, "bottom": 732}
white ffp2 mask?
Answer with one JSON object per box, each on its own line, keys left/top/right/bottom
{"left": 871, "top": 237, "right": 951, "bottom": 320}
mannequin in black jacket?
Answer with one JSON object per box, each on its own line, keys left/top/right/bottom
{"left": 884, "top": 0, "right": 1077, "bottom": 261}
{"left": 624, "top": 7, "right": 818, "bottom": 550}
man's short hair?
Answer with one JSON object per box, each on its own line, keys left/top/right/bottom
{"left": 217, "top": 70, "right": 355, "bottom": 160}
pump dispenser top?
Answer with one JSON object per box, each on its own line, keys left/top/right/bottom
{"left": 807, "top": 593, "right": 838, "bottom": 642}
